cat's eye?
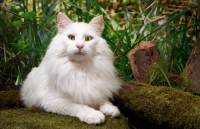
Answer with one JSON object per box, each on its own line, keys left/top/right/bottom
{"left": 68, "top": 35, "right": 75, "bottom": 40}
{"left": 85, "top": 36, "right": 93, "bottom": 41}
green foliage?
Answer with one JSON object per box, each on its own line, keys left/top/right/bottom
{"left": 0, "top": 0, "right": 198, "bottom": 88}
{"left": 148, "top": 62, "right": 172, "bottom": 86}
{"left": 0, "top": 0, "right": 57, "bottom": 85}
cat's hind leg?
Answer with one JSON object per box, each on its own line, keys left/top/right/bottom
{"left": 100, "top": 102, "right": 120, "bottom": 117}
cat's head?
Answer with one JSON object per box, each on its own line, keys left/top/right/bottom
{"left": 56, "top": 12, "right": 104, "bottom": 62}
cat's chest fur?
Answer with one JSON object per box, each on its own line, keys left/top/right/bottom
{"left": 43, "top": 55, "right": 112, "bottom": 108}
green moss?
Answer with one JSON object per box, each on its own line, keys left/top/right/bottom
{"left": 119, "top": 82, "right": 200, "bottom": 128}
{"left": 0, "top": 90, "right": 129, "bottom": 128}
{"left": 0, "top": 108, "right": 129, "bottom": 129}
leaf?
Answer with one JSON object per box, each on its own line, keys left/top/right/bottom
{"left": 24, "top": 46, "right": 46, "bottom": 53}
{"left": 124, "top": 8, "right": 191, "bottom": 54}
{"left": 0, "top": 17, "right": 7, "bottom": 33}
{"left": 11, "top": 41, "right": 30, "bottom": 50}
{"left": 12, "top": 20, "right": 23, "bottom": 27}
{"left": 0, "top": 70, "right": 3, "bottom": 74}
{"left": 22, "top": 12, "right": 36, "bottom": 19}
{"left": 15, "top": 67, "right": 22, "bottom": 85}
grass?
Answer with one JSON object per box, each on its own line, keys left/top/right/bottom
{"left": 0, "top": 0, "right": 199, "bottom": 89}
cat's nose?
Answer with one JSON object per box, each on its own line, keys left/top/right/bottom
{"left": 76, "top": 45, "right": 84, "bottom": 50}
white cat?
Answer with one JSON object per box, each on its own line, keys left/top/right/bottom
{"left": 20, "top": 12, "right": 121, "bottom": 125}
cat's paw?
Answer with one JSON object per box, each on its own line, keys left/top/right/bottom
{"left": 84, "top": 110, "right": 105, "bottom": 125}
{"left": 100, "top": 102, "right": 120, "bottom": 117}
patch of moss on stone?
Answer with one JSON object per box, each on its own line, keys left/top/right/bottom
{"left": 0, "top": 108, "right": 129, "bottom": 129}
{"left": 119, "top": 82, "right": 200, "bottom": 128}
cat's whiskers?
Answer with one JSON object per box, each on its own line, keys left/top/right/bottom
{"left": 59, "top": 51, "right": 68, "bottom": 58}
{"left": 84, "top": 50, "right": 96, "bottom": 61}
{"left": 59, "top": 49, "right": 97, "bottom": 62}
{"left": 61, "top": 50, "right": 74, "bottom": 58}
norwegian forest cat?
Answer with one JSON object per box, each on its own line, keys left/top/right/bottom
{"left": 20, "top": 12, "right": 121, "bottom": 125}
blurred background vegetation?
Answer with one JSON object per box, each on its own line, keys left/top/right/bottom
{"left": 0, "top": 0, "right": 199, "bottom": 89}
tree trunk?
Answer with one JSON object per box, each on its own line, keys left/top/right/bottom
{"left": 184, "top": 34, "right": 200, "bottom": 91}
{"left": 127, "top": 41, "right": 161, "bottom": 82}
{"left": 183, "top": 0, "right": 200, "bottom": 91}
{"left": 116, "top": 82, "right": 200, "bottom": 128}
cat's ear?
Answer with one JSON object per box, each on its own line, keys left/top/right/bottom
{"left": 89, "top": 15, "right": 103, "bottom": 35}
{"left": 57, "top": 12, "right": 72, "bottom": 33}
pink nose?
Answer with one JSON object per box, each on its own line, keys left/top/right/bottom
{"left": 76, "top": 45, "right": 84, "bottom": 50}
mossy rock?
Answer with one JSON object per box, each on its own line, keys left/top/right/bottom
{"left": 0, "top": 108, "right": 129, "bottom": 129}
{"left": 118, "top": 82, "right": 200, "bottom": 128}
{"left": 0, "top": 90, "right": 21, "bottom": 109}
{"left": 0, "top": 91, "right": 129, "bottom": 129}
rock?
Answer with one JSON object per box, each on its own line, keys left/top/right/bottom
{"left": 0, "top": 108, "right": 129, "bottom": 129}
{"left": 0, "top": 90, "right": 21, "bottom": 109}
{"left": 127, "top": 41, "right": 161, "bottom": 82}
{"left": 0, "top": 91, "right": 129, "bottom": 129}
{"left": 184, "top": 34, "right": 200, "bottom": 91}
{"left": 117, "top": 81, "right": 200, "bottom": 128}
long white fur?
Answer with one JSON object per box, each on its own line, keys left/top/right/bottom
{"left": 20, "top": 12, "right": 121, "bottom": 125}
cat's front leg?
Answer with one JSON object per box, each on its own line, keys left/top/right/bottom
{"left": 41, "top": 97, "right": 105, "bottom": 125}
{"left": 81, "top": 108, "right": 105, "bottom": 125}
{"left": 100, "top": 102, "right": 120, "bottom": 117}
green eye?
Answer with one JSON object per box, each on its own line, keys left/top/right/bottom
{"left": 85, "top": 36, "right": 93, "bottom": 41}
{"left": 68, "top": 35, "right": 75, "bottom": 40}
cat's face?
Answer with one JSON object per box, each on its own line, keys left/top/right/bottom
{"left": 57, "top": 12, "right": 103, "bottom": 61}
